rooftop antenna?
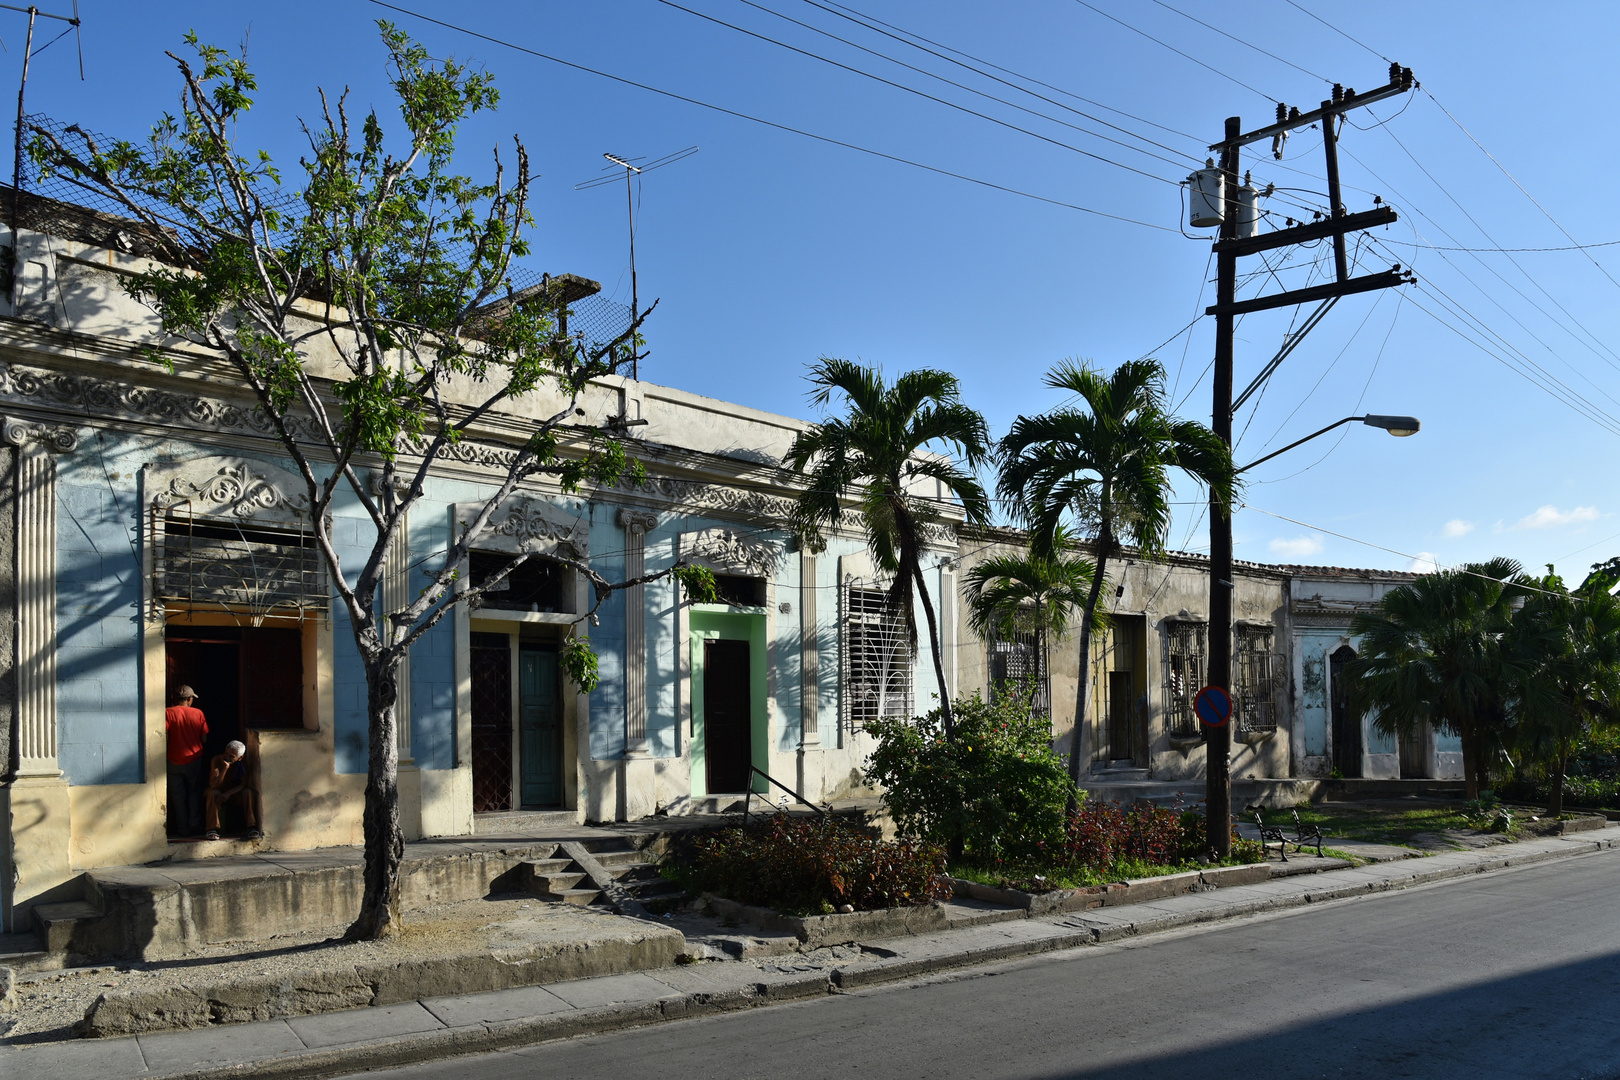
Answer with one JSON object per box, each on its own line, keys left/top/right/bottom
{"left": 2, "top": 1, "right": 83, "bottom": 307}
{"left": 575, "top": 145, "right": 697, "bottom": 381}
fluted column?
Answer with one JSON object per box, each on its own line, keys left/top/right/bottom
{"left": 617, "top": 508, "right": 658, "bottom": 753}
{"left": 382, "top": 515, "right": 412, "bottom": 764}
{"left": 6, "top": 417, "right": 76, "bottom": 778}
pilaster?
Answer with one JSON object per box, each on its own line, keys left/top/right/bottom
{"left": 3, "top": 415, "right": 77, "bottom": 930}
{"left": 799, "top": 549, "right": 820, "bottom": 749}
{"left": 617, "top": 508, "right": 657, "bottom": 756}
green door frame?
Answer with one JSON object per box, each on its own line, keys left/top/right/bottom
{"left": 689, "top": 608, "right": 768, "bottom": 798}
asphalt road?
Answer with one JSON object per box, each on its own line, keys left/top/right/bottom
{"left": 353, "top": 849, "right": 1620, "bottom": 1080}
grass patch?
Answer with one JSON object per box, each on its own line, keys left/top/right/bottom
{"left": 1288, "top": 802, "right": 1503, "bottom": 847}
{"left": 951, "top": 849, "right": 1261, "bottom": 893}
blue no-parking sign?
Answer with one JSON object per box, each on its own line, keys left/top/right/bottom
{"left": 1194, "top": 685, "right": 1232, "bottom": 727}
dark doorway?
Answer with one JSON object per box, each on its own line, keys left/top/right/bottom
{"left": 471, "top": 632, "right": 513, "bottom": 812}
{"left": 1103, "top": 670, "right": 1136, "bottom": 765}
{"left": 703, "top": 638, "right": 753, "bottom": 794}
{"left": 518, "top": 645, "right": 563, "bottom": 807}
{"left": 166, "top": 625, "right": 305, "bottom": 760}
{"left": 1330, "top": 645, "right": 1362, "bottom": 778}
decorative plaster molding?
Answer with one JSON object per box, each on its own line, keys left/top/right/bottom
{"left": 617, "top": 507, "right": 659, "bottom": 534}
{"left": 0, "top": 360, "right": 323, "bottom": 443}
{"left": 679, "top": 527, "right": 782, "bottom": 577}
{"left": 1, "top": 415, "right": 78, "bottom": 453}
{"left": 151, "top": 460, "right": 313, "bottom": 519}
{"left": 456, "top": 496, "right": 589, "bottom": 559}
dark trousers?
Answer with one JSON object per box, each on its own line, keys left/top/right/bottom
{"left": 166, "top": 758, "right": 207, "bottom": 837}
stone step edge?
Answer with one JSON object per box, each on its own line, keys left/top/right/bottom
{"left": 46, "top": 829, "right": 1618, "bottom": 1080}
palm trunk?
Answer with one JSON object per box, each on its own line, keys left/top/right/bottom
{"left": 1067, "top": 542, "right": 1110, "bottom": 809}
{"left": 912, "top": 561, "right": 953, "bottom": 740}
{"left": 1548, "top": 739, "right": 1568, "bottom": 817}
{"left": 1458, "top": 726, "right": 1479, "bottom": 801}
{"left": 347, "top": 657, "right": 405, "bottom": 940}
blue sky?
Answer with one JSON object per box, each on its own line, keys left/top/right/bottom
{"left": 21, "top": 1, "right": 1620, "bottom": 578}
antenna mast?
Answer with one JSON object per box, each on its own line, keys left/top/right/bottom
{"left": 577, "top": 145, "right": 697, "bottom": 382}
{"left": 2, "top": 1, "right": 83, "bottom": 308}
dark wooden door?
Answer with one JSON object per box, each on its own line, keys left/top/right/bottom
{"left": 1330, "top": 645, "right": 1362, "bottom": 778}
{"left": 1104, "top": 670, "right": 1135, "bottom": 764}
{"left": 470, "top": 632, "right": 513, "bottom": 812}
{"left": 703, "top": 638, "right": 753, "bottom": 794}
{"left": 518, "top": 646, "right": 562, "bottom": 807}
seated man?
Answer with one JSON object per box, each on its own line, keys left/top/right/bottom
{"left": 204, "top": 740, "right": 262, "bottom": 841}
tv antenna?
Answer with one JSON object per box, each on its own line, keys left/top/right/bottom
{"left": 3, "top": 1, "right": 83, "bottom": 302}
{"left": 575, "top": 145, "right": 697, "bottom": 381}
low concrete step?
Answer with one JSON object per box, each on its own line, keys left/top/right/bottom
{"left": 32, "top": 900, "right": 104, "bottom": 953}
{"left": 526, "top": 858, "right": 574, "bottom": 875}
{"left": 532, "top": 871, "right": 589, "bottom": 893}
{"left": 473, "top": 809, "right": 580, "bottom": 836}
{"left": 592, "top": 849, "right": 645, "bottom": 871}
{"left": 0, "top": 930, "right": 57, "bottom": 974}
{"left": 549, "top": 888, "right": 601, "bottom": 906}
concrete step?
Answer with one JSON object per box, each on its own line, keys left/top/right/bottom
{"left": 32, "top": 900, "right": 105, "bottom": 954}
{"left": 526, "top": 858, "right": 574, "bottom": 875}
{"left": 0, "top": 930, "right": 57, "bottom": 974}
{"left": 548, "top": 888, "right": 601, "bottom": 906}
{"left": 592, "top": 849, "right": 645, "bottom": 870}
{"left": 532, "top": 871, "right": 589, "bottom": 893}
{"left": 472, "top": 809, "right": 580, "bottom": 836}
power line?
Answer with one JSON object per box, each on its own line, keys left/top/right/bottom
{"left": 1145, "top": 0, "right": 1332, "bottom": 85}
{"left": 773, "top": 0, "right": 1208, "bottom": 167}
{"left": 1071, "top": 0, "right": 1279, "bottom": 104}
{"left": 1279, "top": 0, "right": 1390, "bottom": 64}
{"left": 650, "top": 0, "right": 1185, "bottom": 188}
{"left": 365, "top": 0, "right": 1178, "bottom": 232}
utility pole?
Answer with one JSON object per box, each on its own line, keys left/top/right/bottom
{"left": 1202, "top": 64, "right": 1417, "bottom": 858}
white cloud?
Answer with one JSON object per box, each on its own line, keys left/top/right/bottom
{"left": 1269, "top": 535, "right": 1324, "bottom": 558}
{"left": 1407, "top": 551, "right": 1442, "bottom": 573}
{"left": 1512, "top": 505, "right": 1600, "bottom": 530}
{"left": 1442, "top": 519, "right": 1474, "bottom": 538}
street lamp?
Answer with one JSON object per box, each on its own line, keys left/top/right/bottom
{"left": 1239, "top": 414, "right": 1421, "bottom": 473}
{"left": 1203, "top": 409, "right": 1420, "bottom": 858}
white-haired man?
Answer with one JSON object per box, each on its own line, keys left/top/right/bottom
{"left": 204, "top": 740, "right": 261, "bottom": 841}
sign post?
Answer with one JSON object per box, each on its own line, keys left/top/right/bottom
{"left": 1194, "top": 685, "right": 1232, "bottom": 729}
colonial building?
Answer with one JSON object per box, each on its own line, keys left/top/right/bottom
{"left": 0, "top": 194, "right": 958, "bottom": 932}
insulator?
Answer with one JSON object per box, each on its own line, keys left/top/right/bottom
{"left": 1332, "top": 83, "right": 1344, "bottom": 104}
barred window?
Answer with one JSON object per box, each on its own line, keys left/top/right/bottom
{"left": 155, "top": 510, "right": 326, "bottom": 619}
{"left": 842, "top": 584, "right": 912, "bottom": 731}
{"left": 469, "top": 550, "right": 565, "bottom": 613}
{"left": 1163, "top": 621, "right": 1206, "bottom": 738}
{"left": 989, "top": 626, "right": 1048, "bottom": 719}
{"left": 1235, "top": 625, "right": 1281, "bottom": 734}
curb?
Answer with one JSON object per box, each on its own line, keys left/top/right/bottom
{"left": 19, "top": 830, "right": 1620, "bottom": 1080}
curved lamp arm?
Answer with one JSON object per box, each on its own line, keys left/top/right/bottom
{"left": 1239, "top": 414, "right": 1420, "bottom": 474}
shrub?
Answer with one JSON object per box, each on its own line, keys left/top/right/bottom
{"left": 864, "top": 691, "right": 1074, "bottom": 862}
{"left": 669, "top": 814, "right": 951, "bottom": 915}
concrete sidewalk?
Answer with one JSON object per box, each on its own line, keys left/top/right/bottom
{"left": 6, "top": 825, "right": 1618, "bottom": 1080}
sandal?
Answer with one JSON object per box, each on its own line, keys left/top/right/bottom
{"left": 204, "top": 830, "right": 221, "bottom": 841}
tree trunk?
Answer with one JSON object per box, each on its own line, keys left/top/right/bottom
{"left": 1066, "top": 544, "right": 1110, "bottom": 810}
{"left": 1548, "top": 740, "right": 1568, "bottom": 818}
{"left": 1458, "top": 726, "right": 1479, "bottom": 801}
{"left": 347, "top": 658, "right": 404, "bottom": 940}
{"left": 912, "top": 561, "right": 954, "bottom": 740}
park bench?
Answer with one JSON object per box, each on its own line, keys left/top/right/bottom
{"left": 1249, "top": 808, "right": 1325, "bottom": 861}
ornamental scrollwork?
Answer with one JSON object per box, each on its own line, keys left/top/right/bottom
{"left": 153, "top": 462, "right": 312, "bottom": 519}
{"left": 1, "top": 415, "right": 78, "bottom": 453}
{"left": 679, "top": 528, "right": 782, "bottom": 576}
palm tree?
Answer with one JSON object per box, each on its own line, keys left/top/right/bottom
{"left": 1507, "top": 569, "right": 1620, "bottom": 816}
{"left": 997, "top": 359, "right": 1235, "bottom": 790}
{"left": 1345, "top": 558, "right": 1525, "bottom": 800}
{"left": 785, "top": 358, "right": 991, "bottom": 737}
{"left": 963, "top": 526, "right": 1096, "bottom": 713}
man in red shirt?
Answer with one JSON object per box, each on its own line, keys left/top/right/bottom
{"left": 165, "top": 685, "right": 209, "bottom": 837}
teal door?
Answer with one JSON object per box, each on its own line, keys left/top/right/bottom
{"left": 519, "top": 646, "right": 563, "bottom": 807}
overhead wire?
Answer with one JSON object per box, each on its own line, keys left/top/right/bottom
{"left": 786, "top": 0, "right": 1210, "bottom": 166}
{"left": 1145, "top": 0, "right": 1332, "bottom": 85}
{"left": 365, "top": 0, "right": 1179, "bottom": 232}
{"left": 649, "top": 0, "right": 1185, "bottom": 188}
{"left": 1069, "top": 0, "right": 1279, "bottom": 104}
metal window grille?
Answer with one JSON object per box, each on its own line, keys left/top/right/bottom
{"left": 154, "top": 505, "right": 327, "bottom": 621}
{"left": 841, "top": 583, "right": 912, "bottom": 734}
{"left": 1163, "top": 621, "right": 1207, "bottom": 737}
{"left": 1235, "top": 626, "right": 1281, "bottom": 734}
{"left": 989, "top": 626, "right": 1048, "bottom": 719}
